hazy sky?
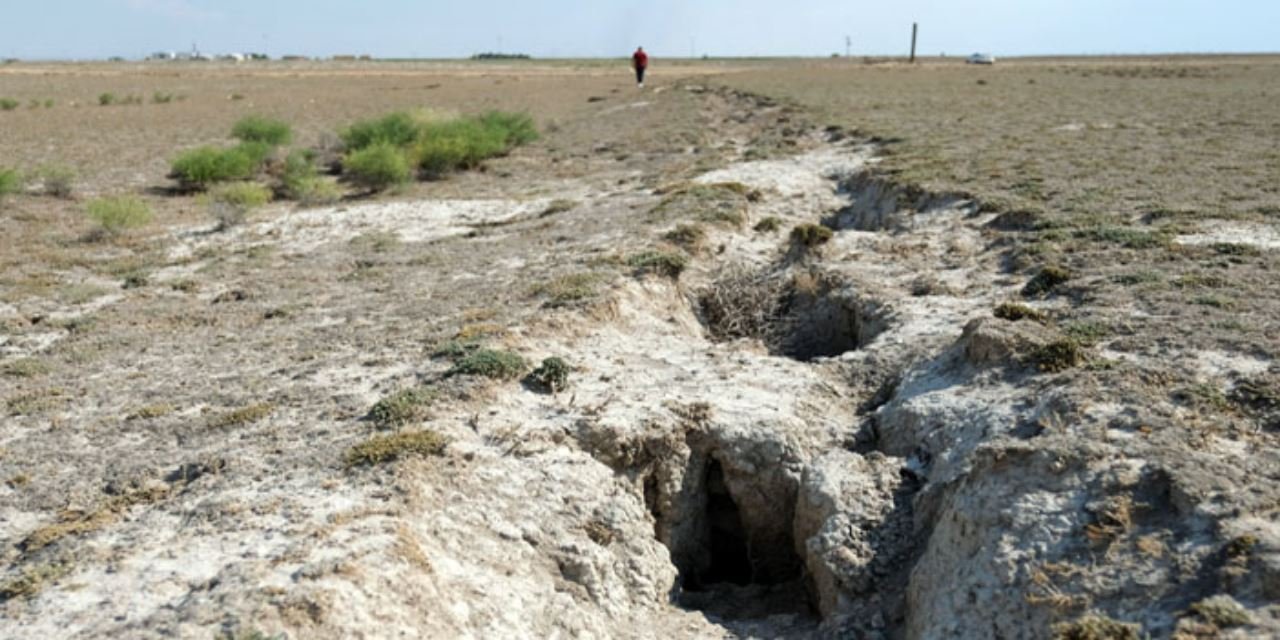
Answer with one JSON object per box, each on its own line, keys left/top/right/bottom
{"left": 3, "top": 0, "right": 1278, "bottom": 60}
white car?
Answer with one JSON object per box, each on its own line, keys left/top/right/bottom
{"left": 967, "top": 53, "right": 996, "bottom": 65}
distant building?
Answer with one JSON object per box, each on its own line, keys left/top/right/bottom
{"left": 149, "top": 51, "right": 176, "bottom": 61}
{"left": 282, "top": 55, "right": 308, "bottom": 62}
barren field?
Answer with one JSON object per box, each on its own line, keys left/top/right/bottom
{"left": 2, "top": 57, "right": 1278, "bottom": 639}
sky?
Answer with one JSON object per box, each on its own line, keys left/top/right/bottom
{"left": 2, "top": 0, "right": 1277, "bottom": 60}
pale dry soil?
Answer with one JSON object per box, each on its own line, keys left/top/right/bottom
{"left": 1, "top": 65, "right": 1278, "bottom": 640}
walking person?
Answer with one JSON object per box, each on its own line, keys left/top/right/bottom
{"left": 632, "top": 47, "right": 649, "bottom": 88}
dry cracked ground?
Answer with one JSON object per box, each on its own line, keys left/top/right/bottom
{"left": 2, "top": 59, "right": 1279, "bottom": 639}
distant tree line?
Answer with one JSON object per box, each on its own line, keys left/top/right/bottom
{"left": 471, "top": 53, "right": 532, "bottom": 60}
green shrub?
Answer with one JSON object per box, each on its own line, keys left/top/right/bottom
{"left": 231, "top": 115, "right": 293, "bottom": 146}
{"left": 448, "top": 348, "right": 528, "bottom": 380}
{"left": 345, "top": 430, "right": 448, "bottom": 467}
{"left": 1022, "top": 265, "right": 1072, "bottom": 297}
{"left": 152, "top": 91, "right": 175, "bottom": 104}
{"left": 528, "top": 357, "right": 571, "bottom": 392}
{"left": 0, "top": 98, "right": 18, "bottom": 111}
{"left": 171, "top": 146, "right": 261, "bottom": 189}
{"left": 280, "top": 150, "right": 318, "bottom": 194}
{"left": 627, "top": 250, "right": 688, "bottom": 279}
{"left": 344, "top": 142, "right": 412, "bottom": 191}
{"left": 415, "top": 118, "right": 509, "bottom": 175}
{"left": 85, "top": 195, "right": 152, "bottom": 237}
{"left": 341, "top": 112, "right": 423, "bottom": 151}
{"left": 36, "top": 165, "right": 75, "bottom": 198}
{"left": 0, "top": 167, "right": 22, "bottom": 199}
{"left": 368, "top": 387, "right": 436, "bottom": 430}
{"left": 790, "top": 223, "right": 834, "bottom": 248}
{"left": 98, "top": 92, "right": 117, "bottom": 106}
{"left": 478, "top": 110, "right": 539, "bottom": 146}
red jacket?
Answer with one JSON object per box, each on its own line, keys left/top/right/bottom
{"left": 633, "top": 51, "right": 649, "bottom": 69}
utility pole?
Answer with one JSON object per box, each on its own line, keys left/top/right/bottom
{"left": 845, "top": 35, "right": 851, "bottom": 58}
{"left": 909, "top": 23, "right": 918, "bottom": 63}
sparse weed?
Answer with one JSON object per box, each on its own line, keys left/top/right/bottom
{"left": 0, "top": 98, "right": 19, "bottom": 111}
{"left": 128, "top": 403, "right": 175, "bottom": 420}
{"left": 85, "top": 195, "right": 152, "bottom": 237}
{"left": 627, "top": 250, "right": 688, "bottom": 279}
{"left": 231, "top": 115, "right": 292, "bottom": 146}
{"left": 205, "top": 181, "right": 271, "bottom": 229}
{"left": 98, "top": 92, "right": 117, "bottom": 106}
{"left": 0, "top": 561, "right": 72, "bottom": 603}
{"left": 448, "top": 348, "right": 527, "bottom": 380}
{"left": 368, "top": 387, "right": 436, "bottom": 430}
{"left": 36, "top": 165, "right": 75, "bottom": 198}
{"left": 345, "top": 430, "right": 449, "bottom": 467}
{"left": 1112, "top": 271, "right": 1161, "bottom": 286}
{"left": 208, "top": 403, "right": 273, "bottom": 429}
{"left": 665, "top": 223, "right": 708, "bottom": 252}
{"left": 1064, "top": 321, "right": 1109, "bottom": 346}
{"left": 532, "top": 272, "right": 599, "bottom": 307}
{"left": 2, "top": 358, "right": 51, "bottom": 378}
{"left": 151, "top": 91, "right": 176, "bottom": 104}
{"left": 0, "top": 167, "right": 23, "bottom": 200}
{"left": 541, "top": 199, "right": 577, "bottom": 217}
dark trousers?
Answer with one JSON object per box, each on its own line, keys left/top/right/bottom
{"left": 635, "top": 66, "right": 646, "bottom": 84}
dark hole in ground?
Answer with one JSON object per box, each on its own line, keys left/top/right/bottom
{"left": 669, "top": 458, "right": 814, "bottom": 621}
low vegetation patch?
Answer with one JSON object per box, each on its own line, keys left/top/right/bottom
{"left": 0, "top": 98, "right": 20, "bottom": 111}
{"left": 790, "top": 223, "right": 834, "bottom": 249}
{"left": 532, "top": 272, "right": 599, "bottom": 307}
{"left": 994, "top": 302, "right": 1047, "bottom": 323}
{"left": 528, "top": 357, "right": 571, "bottom": 393}
{"left": 128, "top": 403, "right": 175, "bottom": 420}
{"left": 653, "top": 182, "right": 752, "bottom": 226}
{"left": 664, "top": 223, "right": 708, "bottom": 252}
{"left": 0, "top": 167, "right": 23, "bottom": 200}
{"left": 208, "top": 403, "right": 273, "bottom": 429}
{"left": 36, "top": 165, "right": 75, "bottom": 198}
{"left": 627, "top": 250, "right": 688, "bottom": 279}
{"left": 345, "top": 430, "right": 449, "bottom": 467}
{"left": 340, "top": 109, "right": 537, "bottom": 182}
{"left": 1023, "top": 265, "right": 1072, "bottom": 297}
{"left": 1031, "top": 338, "right": 1086, "bottom": 373}
{"left": 448, "top": 348, "right": 528, "bottom": 380}
{"left": 205, "top": 181, "right": 272, "bottom": 230}
{"left": 2, "top": 358, "right": 51, "bottom": 378}
{"left": 231, "top": 115, "right": 293, "bottom": 146}
{"left": 1186, "top": 595, "right": 1250, "bottom": 628}
{"left": 85, "top": 195, "right": 152, "bottom": 237}
{"left": 368, "top": 387, "right": 436, "bottom": 430}
{"left": 754, "top": 216, "right": 782, "bottom": 233}
{"left": 1052, "top": 615, "right": 1141, "bottom": 640}
{"left": 0, "top": 561, "right": 72, "bottom": 603}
